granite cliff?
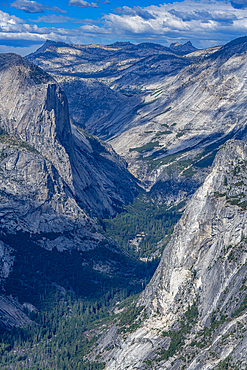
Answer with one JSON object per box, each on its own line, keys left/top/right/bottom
{"left": 0, "top": 53, "right": 138, "bottom": 218}
{"left": 2, "top": 37, "right": 247, "bottom": 369}
{"left": 27, "top": 37, "right": 247, "bottom": 207}
{"left": 95, "top": 140, "right": 247, "bottom": 369}
{"left": 0, "top": 53, "right": 141, "bottom": 329}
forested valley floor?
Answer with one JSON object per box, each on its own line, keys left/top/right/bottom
{"left": 0, "top": 192, "right": 183, "bottom": 370}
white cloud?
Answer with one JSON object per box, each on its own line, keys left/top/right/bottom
{"left": 0, "top": 10, "right": 24, "bottom": 32}
{"left": 2, "top": 1, "right": 247, "bottom": 51}
{"left": 101, "top": 1, "right": 247, "bottom": 47}
{"left": 10, "top": 0, "right": 66, "bottom": 14}
{"left": 69, "top": 0, "right": 99, "bottom": 8}
{"left": 46, "top": 6, "right": 67, "bottom": 14}
{"left": 34, "top": 15, "right": 81, "bottom": 23}
{"left": 10, "top": 0, "right": 46, "bottom": 13}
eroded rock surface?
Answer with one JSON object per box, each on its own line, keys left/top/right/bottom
{"left": 0, "top": 53, "right": 140, "bottom": 328}
{"left": 99, "top": 140, "right": 247, "bottom": 369}
{"left": 27, "top": 38, "right": 247, "bottom": 205}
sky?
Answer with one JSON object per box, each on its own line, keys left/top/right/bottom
{"left": 1, "top": 0, "right": 247, "bottom": 55}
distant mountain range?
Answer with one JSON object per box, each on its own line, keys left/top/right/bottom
{"left": 27, "top": 37, "right": 247, "bottom": 201}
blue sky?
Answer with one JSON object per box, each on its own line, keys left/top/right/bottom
{"left": 1, "top": 0, "right": 247, "bottom": 55}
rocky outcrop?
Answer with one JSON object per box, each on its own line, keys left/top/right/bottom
{"left": 52, "top": 74, "right": 141, "bottom": 138}
{"left": 0, "top": 295, "right": 32, "bottom": 330}
{"left": 0, "top": 53, "right": 139, "bottom": 218}
{"left": 0, "top": 241, "right": 14, "bottom": 285}
{"left": 0, "top": 53, "right": 141, "bottom": 328}
{"left": 169, "top": 41, "right": 198, "bottom": 55}
{"left": 100, "top": 140, "right": 247, "bottom": 369}
{"left": 0, "top": 54, "right": 73, "bottom": 189}
{"left": 26, "top": 37, "right": 247, "bottom": 206}
{"left": 26, "top": 40, "right": 193, "bottom": 141}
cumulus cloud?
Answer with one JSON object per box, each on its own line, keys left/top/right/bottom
{"left": 69, "top": 0, "right": 99, "bottom": 8}
{"left": 168, "top": 8, "right": 236, "bottom": 25}
{"left": 0, "top": 10, "right": 24, "bottom": 32}
{"left": 100, "top": 1, "right": 247, "bottom": 47}
{"left": 10, "top": 0, "right": 66, "bottom": 14}
{"left": 47, "top": 6, "right": 67, "bottom": 14}
{"left": 114, "top": 6, "right": 155, "bottom": 20}
{"left": 10, "top": 0, "right": 45, "bottom": 13}
{"left": 0, "top": 10, "right": 70, "bottom": 42}
{"left": 0, "top": 9, "right": 105, "bottom": 47}
{"left": 2, "top": 0, "right": 247, "bottom": 51}
{"left": 95, "top": 0, "right": 111, "bottom": 3}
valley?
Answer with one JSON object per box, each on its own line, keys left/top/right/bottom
{"left": 1, "top": 36, "right": 247, "bottom": 369}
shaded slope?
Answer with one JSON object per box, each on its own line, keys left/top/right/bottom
{"left": 26, "top": 37, "right": 247, "bottom": 208}
{"left": 26, "top": 40, "right": 193, "bottom": 140}
{"left": 0, "top": 53, "right": 141, "bottom": 329}
{"left": 97, "top": 139, "right": 247, "bottom": 370}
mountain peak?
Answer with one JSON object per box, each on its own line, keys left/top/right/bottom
{"left": 29, "top": 39, "right": 71, "bottom": 56}
{"left": 109, "top": 41, "right": 133, "bottom": 47}
{"left": 169, "top": 40, "right": 197, "bottom": 54}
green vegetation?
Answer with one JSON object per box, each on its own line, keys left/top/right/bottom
{"left": 159, "top": 329, "right": 185, "bottom": 361}
{"left": 226, "top": 193, "right": 247, "bottom": 210}
{"left": 129, "top": 141, "right": 160, "bottom": 153}
{"left": 216, "top": 357, "right": 232, "bottom": 369}
{"left": 79, "top": 128, "right": 108, "bottom": 156}
{"left": 154, "top": 130, "right": 172, "bottom": 138}
{"left": 1, "top": 186, "right": 176, "bottom": 369}
{"left": 1, "top": 231, "right": 150, "bottom": 307}
{"left": 0, "top": 128, "right": 37, "bottom": 154}
{"left": 232, "top": 294, "right": 247, "bottom": 317}
{"left": 102, "top": 193, "right": 183, "bottom": 260}
{"left": 196, "top": 313, "right": 228, "bottom": 349}
{"left": 0, "top": 126, "right": 7, "bottom": 136}
{"left": 214, "top": 191, "right": 226, "bottom": 198}
{"left": 185, "top": 304, "right": 199, "bottom": 323}
{"left": 228, "top": 250, "right": 236, "bottom": 262}
{"left": 0, "top": 228, "right": 154, "bottom": 369}
{"left": 195, "top": 150, "right": 217, "bottom": 168}
{"left": 183, "top": 167, "right": 196, "bottom": 177}
{"left": 0, "top": 142, "right": 183, "bottom": 369}
{"left": 153, "top": 107, "right": 172, "bottom": 118}
{"left": 0, "top": 290, "right": 119, "bottom": 369}
{"left": 176, "top": 132, "right": 185, "bottom": 138}
{"left": 141, "top": 150, "right": 183, "bottom": 167}
{"left": 117, "top": 305, "right": 145, "bottom": 334}
{"left": 157, "top": 303, "right": 198, "bottom": 361}
{"left": 29, "top": 65, "right": 50, "bottom": 84}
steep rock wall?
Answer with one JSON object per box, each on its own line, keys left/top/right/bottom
{"left": 102, "top": 140, "right": 247, "bottom": 369}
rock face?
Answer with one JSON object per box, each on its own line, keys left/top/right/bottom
{"left": 0, "top": 241, "right": 13, "bottom": 284}
{"left": 169, "top": 41, "right": 197, "bottom": 55}
{"left": 26, "top": 37, "right": 247, "bottom": 213}
{"left": 0, "top": 53, "right": 139, "bottom": 219}
{"left": 108, "top": 36, "right": 247, "bottom": 191}
{"left": 0, "top": 295, "right": 32, "bottom": 330}
{"left": 0, "top": 53, "right": 140, "bottom": 328}
{"left": 26, "top": 40, "right": 194, "bottom": 139}
{"left": 99, "top": 140, "right": 247, "bottom": 369}
{"left": 27, "top": 38, "right": 247, "bottom": 207}
{"left": 0, "top": 54, "right": 72, "bottom": 188}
